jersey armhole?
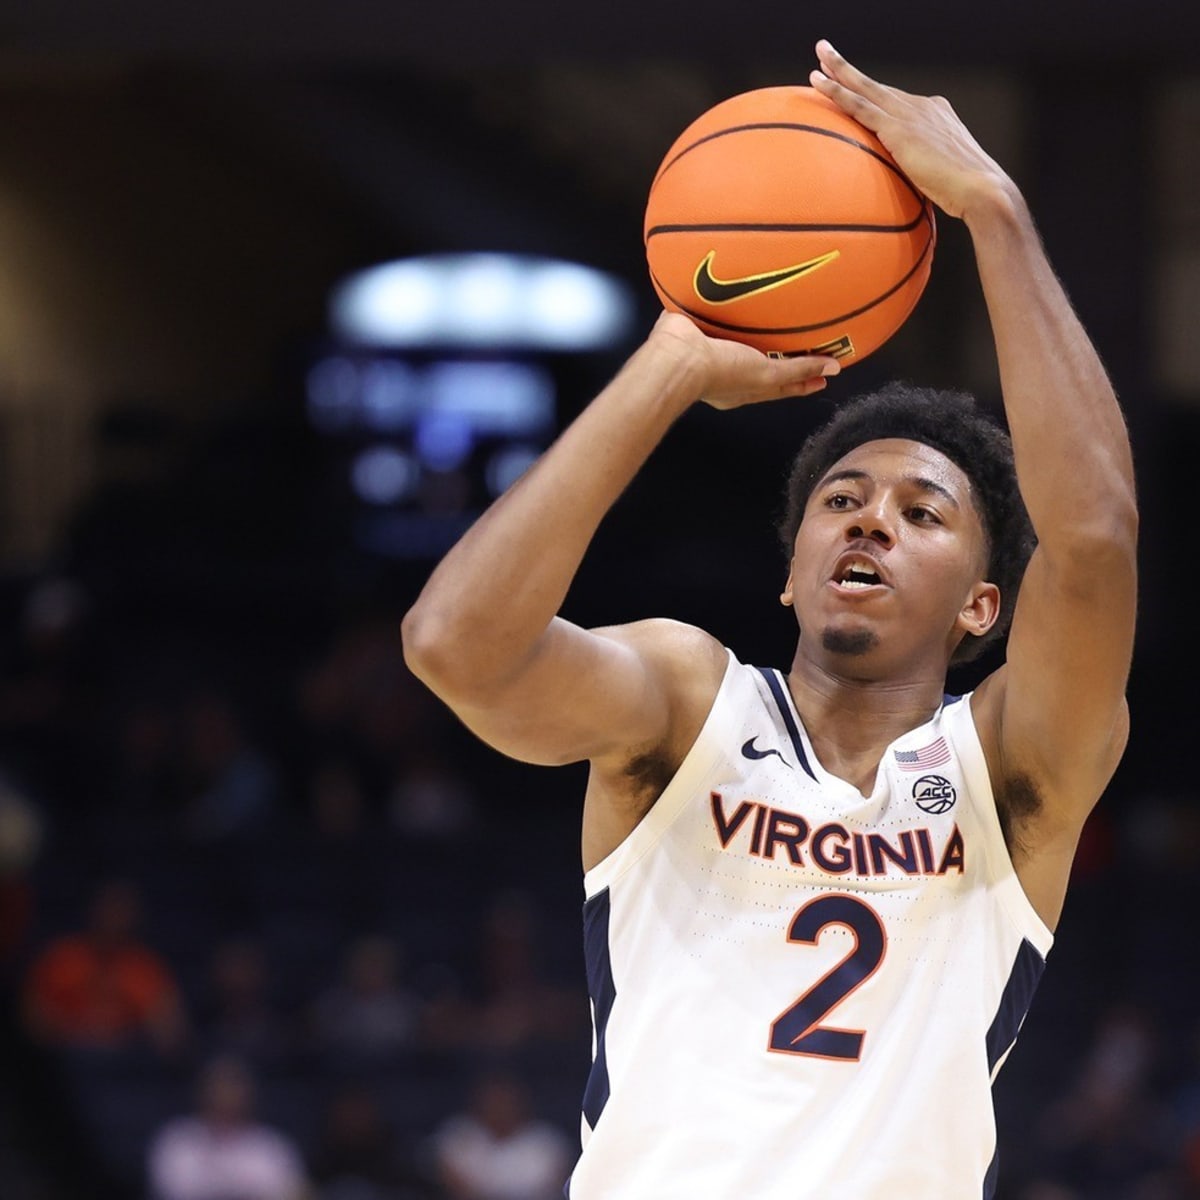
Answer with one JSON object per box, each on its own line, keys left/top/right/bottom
{"left": 583, "top": 648, "right": 739, "bottom": 898}
{"left": 956, "top": 695, "right": 1054, "bottom": 958}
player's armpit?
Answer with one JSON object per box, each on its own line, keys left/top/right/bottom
{"left": 974, "top": 664, "right": 1128, "bottom": 933}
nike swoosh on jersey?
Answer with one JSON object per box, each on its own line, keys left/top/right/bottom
{"left": 693, "top": 249, "right": 840, "bottom": 304}
{"left": 741, "top": 737, "right": 791, "bottom": 767}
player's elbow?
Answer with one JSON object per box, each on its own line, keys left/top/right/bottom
{"left": 1042, "top": 490, "right": 1138, "bottom": 570}
{"left": 401, "top": 603, "right": 466, "bottom": 697}
{"left": 404, "top": 599, "right": 550, "bottom": 714}
{"left": 1086, "top": 466, "right": 1139, "bottom": 550}
{"left": 1077, "top": 495, "right": 1139, "bottom": 566}
{"left": 1040, "top": 508, "right": 1138, "bottom": 603}
{"left": 401, "top": 604, "right": 511, "bottom": 711}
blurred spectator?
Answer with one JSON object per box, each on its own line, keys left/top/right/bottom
{"left": 1122, "top": 793, "right": 1200, "bottom": 875}
{"left": 1023, "top": 1003, "right": 1184, "bottom": 1198}
{"left": 309, "top": 1082, "right": 435, "bottom": 1200}
{"left": 0, "top": 575, "right": 101, "bottom": 807}
{"left": 147, "top": 1053, "right": 309, "bottom": 1200}
{"left": 1170, "top": 1019, "right": 1200, "bottom": 1197}
{"left": 178, "top": 689, "right": 280, "bottom": 843}
{"left": 21, "top": 877, "right": 189, "bottom": 1056}
{"left": 1018, "top": 1185, "right": 1081, "bottom": 1200}
{"left": 0, "top": 576, "right": 92, "bottom": 732}
{"left": 310, "top": 935, "right": 420, "bottom": 1063}
{"left": 430, "top": 1070, "right": 571, "bottom": 1200}
{"left": 388, "top": 748, "right": 479, "bottom": 841}
{"left": 309, "top": 758, "right": 374, "bottom": 845}
{"left": 1186, "top": 1129, "right": 1200, "bottom": 1195}
{"left": 426, "top": 890, "right": 584, "bottom": 1054}
{"left": 198, "top": 936, "right": 289, "bottom": 1065}
{"left": 296, "top": 614, "right": 442, "bottom": 780}
{"left": 0, "top": 772, "right": 43, "bottom": 973}
{"left": 108, "top": 699, "right": 183, "bottom": 825}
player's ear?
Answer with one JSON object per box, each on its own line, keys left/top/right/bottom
{"left": 956, "top": 581, "right": 1000, "bottom": 640}
{"left": 780, "top": 562, "right": 795, "bottom": 607}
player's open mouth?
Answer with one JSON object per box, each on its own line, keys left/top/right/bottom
{"left": 830, "top": 554, "right": 888, "bottom": 592}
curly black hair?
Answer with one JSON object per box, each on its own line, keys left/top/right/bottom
{"left": 777, "top": 382, "right": 1036, "bottom": 664}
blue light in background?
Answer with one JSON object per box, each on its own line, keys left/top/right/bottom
{"left": 306, "top": 359, "right": 554, "bottom": 446}
{"left": 414, "top": 409, "right": 474, "bottom": 473}
{"left": 350, "top": 446, "right": 418, "bottom": 506}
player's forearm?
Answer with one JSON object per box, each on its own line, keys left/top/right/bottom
{"left": 966, "top": 185, "right": 1137, "bottom": 547}
{"left": 401, "top": 336, "right": 701, "bottom": 696}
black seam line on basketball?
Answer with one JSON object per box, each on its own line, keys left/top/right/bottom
{"left": 646, "top": 212, "right": 926, "bottom": 240}
{"left": 650, "top": 122, "right": 923, "bottom": 207}
{"left": 650, "top": 217, "right": 934, "bottom": 336}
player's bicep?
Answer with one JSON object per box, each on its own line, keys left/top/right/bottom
{"left": 448, "top": 617, "right": 709, "bottom": 768}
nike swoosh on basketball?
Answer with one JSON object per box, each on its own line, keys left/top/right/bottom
{"left": 693, "top": 249, "right": 840, "bottom": 304}
{"left": 741, "top": 737, "right": 791, "bottom": 767}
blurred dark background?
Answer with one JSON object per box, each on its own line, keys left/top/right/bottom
{"left": 1, "top": 3, "right": 1199, "bottom": 1198}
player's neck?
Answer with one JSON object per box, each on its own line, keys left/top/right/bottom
{"left": 785, "top": 654, "right": 948, "bottom": 793}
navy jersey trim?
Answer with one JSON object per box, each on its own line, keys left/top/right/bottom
{"left": 581, "top": 887, "right": 616, "bottom": 1132}
{"left": 985, "top": 937, "right": 1045, "bottom": 1074}
{"left": 755, "top": 668, "right": 817, "bottom": 781}
{"left": 980, "top": 939, "right": 1045, "bottom": 1198}
{"left": 983, "top": 1146, "right": 999, "bottom": 1199}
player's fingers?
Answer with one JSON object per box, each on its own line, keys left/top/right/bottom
{"left": 809, "top": 68, "right": 887, "bottom": 133}
{"left": 814, "top": 40, "right": 894, "bottom": 108}
{"left": 771, "top": 357, "right": 841, "bottom": 395}
{"left": 792, "top": 376, "right": 830, "bottom": 397}
{"left": 705, "top": 353, "right": 839, "bottom": 407}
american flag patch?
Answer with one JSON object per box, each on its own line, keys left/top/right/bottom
{"left": 894, "top": 737, "right": 951, "bottom": 771}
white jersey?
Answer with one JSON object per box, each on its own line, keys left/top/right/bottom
{"left": 569, "top": 649, "right": 1053, "bottom": 1200}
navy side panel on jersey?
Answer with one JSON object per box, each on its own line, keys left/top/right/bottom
{"left": 985, "top": 937, "right": 1045, "bottom": 1073}
{"left": 581, "top": 888, "right": 616, "bottom": 1130}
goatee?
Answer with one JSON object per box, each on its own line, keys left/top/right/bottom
{"left": 821, "top": 627, "right": 878, "bottom": 657}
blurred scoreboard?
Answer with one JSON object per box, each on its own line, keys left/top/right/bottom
{"left": 306, "top": 253, "right": 635, "bottom": 558}
{"left": 306, "top": 351, "right": 556, "bottom": 557}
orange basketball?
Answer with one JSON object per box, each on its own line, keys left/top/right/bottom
{"left": 644, "top": 86, "right": 936, "bottom": 366}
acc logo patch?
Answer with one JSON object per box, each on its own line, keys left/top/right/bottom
{"left": 913, "top": 775, "right": 956, "bottom": 814}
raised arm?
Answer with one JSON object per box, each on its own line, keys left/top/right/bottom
{"left": 401, "top": 314, "right": 839, "bottom": 779}
{"left": 810, "top": 41, "right": 1138, "bottom": 924}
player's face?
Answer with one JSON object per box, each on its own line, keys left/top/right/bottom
{"left": 783, "top": 438, "right": 999, "bottom": 672}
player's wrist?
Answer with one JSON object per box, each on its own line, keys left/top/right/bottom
{"left": 640, "top": 315, "right": 715, "bottom": 411}
{"left": 960, "top": 174, "right": 1027, "bottom": 236}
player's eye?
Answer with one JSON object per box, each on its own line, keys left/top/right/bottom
{"left": 825, "top": 492, "right": 857, "bottom": 510}
{"left": 908, "top": 504, "right": 941, "bottom": 524}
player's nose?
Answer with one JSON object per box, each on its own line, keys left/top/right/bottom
{"left": 845, "top": 498, "right": 895, "bottom": 546}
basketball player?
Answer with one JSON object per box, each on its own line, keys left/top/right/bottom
{"left": 401, "top": 40, "right": 1137, "bottom": 1198}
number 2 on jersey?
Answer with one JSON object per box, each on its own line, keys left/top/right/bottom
{"left": 768, "top": 894, "right": 887, "bottom": 1061}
